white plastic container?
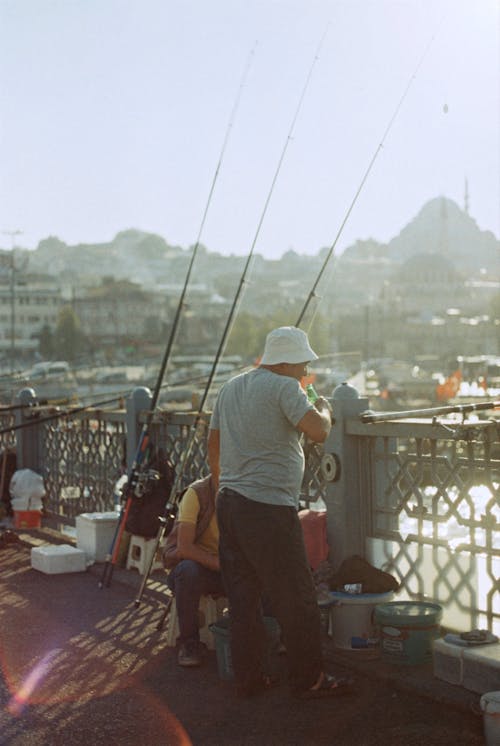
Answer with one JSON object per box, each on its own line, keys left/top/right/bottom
{"left": 329, "top": 591, "right": 394, "bottom": 651}
{"left": 76, "top": 511, "right": 120, "bottom": 563}
{"left": 480, "top": 691, "right": 500, "bottom": 746}
{"left": 11, "top": 496, "right": 44, "bottom": 511}
{"left": 463, "top": 644, "right": 500, "bottom": 694}
{"left": 10, "top": 469, "right": 45, "bottom": 507}
{"left": 31, "top": 545, "right": 87, "bottom": 574}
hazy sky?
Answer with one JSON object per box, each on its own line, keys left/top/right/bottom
{"left": 1, "top": 0, "right": 499, "bottom": 259}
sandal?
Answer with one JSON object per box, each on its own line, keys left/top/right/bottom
{"left": 296, "top": 673, "right": 354, "bottom": 700}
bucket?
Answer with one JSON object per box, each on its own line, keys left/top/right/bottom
{"left": 480, "top": 691, "right": 500, "bottom": 746}
{"left": 374, "top": 601, "right": 443, "bottom": 665}
{"left": 329, "top": 591, "right": 395, "bottom": 652}
{"left": 13, "top": 510, "right": 41, "bottom": 529}
{"left": 209, "top": 616, "right": 281, "bottom": 681}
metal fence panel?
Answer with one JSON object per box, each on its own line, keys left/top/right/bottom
{"left": 349, "top": 418, "right": 500, "bottom": 635}
{"left": 40, "top": 410, "right": 127, "bottom": 523}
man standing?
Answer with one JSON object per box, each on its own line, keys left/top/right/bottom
{"left": 208, "top": 326, "right": 352, "bottom": 698}
{"left": 163, "top": 474, "right": 224, "bottom": 667}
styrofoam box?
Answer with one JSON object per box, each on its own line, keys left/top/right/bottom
{"left": 76, "top": 511, "right": 119, "bottom": 563}
{"left": 462, "top": 644, "right": 500, "bottom": 694}
{"left": 433, "top": 638, "right": 464, "bottom": 685}
{"left": 31, "top": 544, "right": 87, "bottom": 574}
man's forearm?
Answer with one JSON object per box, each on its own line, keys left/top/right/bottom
{"left": 178, "top": 543, "right": 220, "bottom": 572}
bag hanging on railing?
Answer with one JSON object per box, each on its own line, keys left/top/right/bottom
{"left": 124, "top": 448, "right": 175, "bottom": 538}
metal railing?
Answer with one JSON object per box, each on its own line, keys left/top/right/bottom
{"left": 2, "top": 394, "right": 498, "bottom": 634}
{"left": 0, "top": 409, "right": 16, "bottom": 453}
{"left": 41, "top": 408, "right": 127, "bottom": 521}
{"left": 347, "top": 415, "right": 499, "bottom": 635}
{"left": 37, "top": 408, "right": 210, "bottom": 524}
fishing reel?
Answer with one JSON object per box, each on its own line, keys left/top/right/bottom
{"left": 116, "top": 469, "right": 162, "bottom": 502}
{"left": 132, "top": 469, "right": 161, "bottom": 499}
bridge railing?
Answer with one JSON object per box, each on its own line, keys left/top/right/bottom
{"left": 322, "top": 387, "right": 499, "bottom": 636}
{"left": 8, "top": 387, "right": 212, "bottom": 524}
{"left": 6, "top": 385, "right": 499, "bottom": 635}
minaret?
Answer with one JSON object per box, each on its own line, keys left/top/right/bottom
{"left": 439, "top": 197, "right": 448, "bottom": 256}
{"left": 464, "top": 177, "right": 469, "bottom": 215}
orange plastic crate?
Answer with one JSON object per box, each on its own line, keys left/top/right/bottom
{"left": 13, "top": 510, "right": 41, "bottom": 529}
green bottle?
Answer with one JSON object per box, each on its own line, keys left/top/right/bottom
{"left": 306, "top": 383, "right": 318, "bottom": 404}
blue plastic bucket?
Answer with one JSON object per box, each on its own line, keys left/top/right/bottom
{"left": 374, "top": 601, "right": 443, "bottom": 665}
{"left": 209, "top": 616, "right": 281, "bottom": 681}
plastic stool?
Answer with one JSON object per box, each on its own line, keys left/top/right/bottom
{"left": 126, "top": 535, "right": 165, "bottom": 575}
{"left": 165, "top": 594, "right": 228, "bottom": 650}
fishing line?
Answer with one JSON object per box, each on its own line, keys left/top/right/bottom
{"left": 133, "top": 28, "right": 330, "bottom": 605}
{"left": 148, "top": 42, "right": 257, "bottom": 408}
{"left": 100, "top": 45, "right": 256, "bottom": 588}
{"left": 0, "top": 394, "right": 126, "bottom": 436}
{"left": 0, "top": 47, "right": 256, "bottom": 438}
{"left": 295, "top": 19, "right": 443, "bottom": 332}
{"left": 175, "top": 27, "right": 329, "bottom": 480}
{"left": 0, "top": 365, "right": 249, "bottom": 435}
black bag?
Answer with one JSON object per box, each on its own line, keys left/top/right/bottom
{"left": 329, "top": 555, "right": 399, "bottom": 594}
{"left": 124, "top": 447, "right": 175, "bottom": 538}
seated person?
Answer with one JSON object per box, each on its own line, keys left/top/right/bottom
{"left": 163, "top": 473, "right": 224, "bottom": 667}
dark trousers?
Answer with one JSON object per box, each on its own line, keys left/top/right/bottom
{"left": 216, "top": 488, "right": 322, "bottom": 693}
{"left": 167, "top": 560, "right": 225, "bottom": 645}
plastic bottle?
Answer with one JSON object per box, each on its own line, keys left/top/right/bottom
{"left": 306, "top": 383, "right": 319, "bottom": 404}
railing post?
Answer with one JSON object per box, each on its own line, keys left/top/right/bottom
{"left": 323, "top": 382, "right": 369, "bottom": 568}
{"left": 15, "top": 388, "right": 40, "bottom": 471}
{"left": 126, "top": 387, "right": 152, "bottom": 472}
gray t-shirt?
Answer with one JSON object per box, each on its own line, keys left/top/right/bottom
{"left": 209, "top": 367, "right": 313, "bottom": 507}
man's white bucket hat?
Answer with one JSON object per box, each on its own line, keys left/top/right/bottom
{"left": 260, "top": 326, "right": 318, "bottom": 366}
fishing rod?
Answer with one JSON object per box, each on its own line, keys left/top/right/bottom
{"left": 360, "top": 399, "right": 500, "bottom": 424}
{"left": 99, "top": 47, "right": 255, "bottom": 589}
{"left": 147, "top": 43, "right": 256, "bottom": 402}
{"left": 0, "top": 400, "right": 51, "bottom": 413}
{"left": 186, "top": 27, "right": 329, "bottom": 423}
{"left": 0, "top": 394, "right": 126, "bottom": 436}
{"left": 295, "top": 22, "right": 441, "bottom": 331}
{"left": 0, "top": 364, "right": 249, "bottom": 437}
{"left": 134, "top": 28, "right": 329, "bottom": 607}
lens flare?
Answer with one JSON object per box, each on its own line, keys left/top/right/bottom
{"left": 7, "top": 648, "right": 62, "bottom": 716}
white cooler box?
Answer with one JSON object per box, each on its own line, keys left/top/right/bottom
{"left": 76, "top": 511, "right": 120, "bottom": 563}
{"left": 31, "top": 545, "right": 87, "bottom": 574}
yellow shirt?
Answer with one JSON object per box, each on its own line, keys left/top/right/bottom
{"left": 177, "top": 486, "right": 219, "bottom": 556}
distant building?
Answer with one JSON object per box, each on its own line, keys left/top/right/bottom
{"left": 383, "top": 253, "right": 465, "bottom": 314}
{"left": 0, "top": 279, "right": 63, "bottom": 353}
{"left": 71, "top": 281, "right": 229, "bottom": 353}
{"left": 72, "top": 282, "right": 168, "bottom": 343}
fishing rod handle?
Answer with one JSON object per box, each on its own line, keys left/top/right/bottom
{"left": 360, "top": 399, "right": 500, "bottom": 424}
{"left": 133, "top": 503, "right": 178, "bottom": 607}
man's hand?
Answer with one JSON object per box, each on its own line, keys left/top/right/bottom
{"left": 314, "top": 396, "right": 334, "bottom": 423}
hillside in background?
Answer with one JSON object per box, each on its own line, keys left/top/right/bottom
{"left": 340, "top": 198, "right": 498, "bottom": 269}
{"left": 10, "top": 197, "right": 500, "bottom": 293}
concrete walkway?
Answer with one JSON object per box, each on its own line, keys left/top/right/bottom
{"left": 0, "top": 528, "right": 486, "bottom": 746}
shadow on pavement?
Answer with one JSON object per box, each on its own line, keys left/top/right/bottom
{"left": 0, "top": 538, "right": 485, "bottom": 746}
